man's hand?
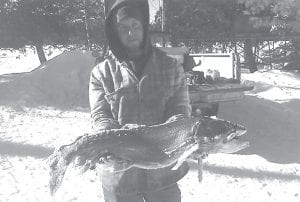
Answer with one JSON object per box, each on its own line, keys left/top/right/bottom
{"left": 98, "top": 154, "right": 133, "bottom": 173}
{"left": 74, "top": 153, "right": 116, "bottom": 173}
{"left": 98, "top": 154, "right": 115, "bottom": 165}
{"left": 165, "top": 114, "right": 187, "bottom": 123}
{"left": 121, "top": 123, "right": 145, "bottom": 130}
{"left": 189, "top": 150, "right": 208, "bottom": 160}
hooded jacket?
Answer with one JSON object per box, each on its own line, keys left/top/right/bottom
{"left": 89, "top": 0, "right": 192, "bottom": 195}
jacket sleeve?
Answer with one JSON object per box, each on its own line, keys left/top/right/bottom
{"left": 165, "top": 62, "right": 192, "bottom": 122}
{"left": 89, "top": 65, "right": 120, "bottom": 132}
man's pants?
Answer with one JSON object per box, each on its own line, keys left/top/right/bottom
{"left": 102, "top": 183, "right": 181, "bottom": 202}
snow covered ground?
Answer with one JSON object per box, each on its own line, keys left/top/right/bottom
{"left": 0, "top": 50, "right": 299, "bottom": 202}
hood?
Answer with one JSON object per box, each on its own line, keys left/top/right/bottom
{"left": 104, "top": 0, "right": 150, "bottom": 61}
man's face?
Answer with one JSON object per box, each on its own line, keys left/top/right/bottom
{"left": 116, "top": 17, "right": 144, "bottom": 51}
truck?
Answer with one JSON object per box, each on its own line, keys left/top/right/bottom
{"left": 159, "top": 47, "right": 254, "bottom": 117}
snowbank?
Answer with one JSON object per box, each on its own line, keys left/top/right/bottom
{"left": 0, "top": 50, "right": 95, "bottom": 108}
{"left": 218, "top": 70, "right": 300, "bottom": 164}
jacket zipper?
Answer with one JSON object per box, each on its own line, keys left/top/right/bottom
{"left": 123, "top": 66, "right": 142, "bottom": 125}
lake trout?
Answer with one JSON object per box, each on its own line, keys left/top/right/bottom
{"left": 48, "top": 116, "right": 249, "bottom": 195}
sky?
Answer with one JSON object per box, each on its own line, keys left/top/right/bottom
{"left": 149, "top": 0, "right": 160, "bottom": 22}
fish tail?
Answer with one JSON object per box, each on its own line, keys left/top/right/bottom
{"left": 48, "top": 147, "right": 74, "bottom": 195}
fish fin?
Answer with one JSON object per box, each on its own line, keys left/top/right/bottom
{"left": 172, "top": 144, "right": 199, "bottom": 170}
{"left": 98, "top": 160, "right": 133, "bottom": 173}
{"left": 78, "top": 159, "right": 98, "bottom": 174}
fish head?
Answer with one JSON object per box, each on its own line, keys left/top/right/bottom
{"left": 193, "top": 117, "right": 247, "bottom": 144}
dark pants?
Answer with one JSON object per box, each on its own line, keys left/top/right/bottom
{"left": 102, "top": 183, "right": 181, "bottom": 202}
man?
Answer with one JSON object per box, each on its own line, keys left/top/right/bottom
{"left": 89, "top": 0, "right": 191, "bottom": 201}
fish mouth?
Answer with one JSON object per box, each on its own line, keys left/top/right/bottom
{"left": 214, "top": 139, "right": 250, "bottom": 154}
{"left": 224, "top": 126, "right": 247, "bottom": 143}
{"left": 227, "top": 128, "right": 246, "bottom": 138}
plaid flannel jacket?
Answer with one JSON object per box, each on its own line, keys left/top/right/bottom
{"left": 88, "top": 47, "right": 191, "bottom": 194}
{"left": 89, "top": 47, "right": 191, "bottom": 130}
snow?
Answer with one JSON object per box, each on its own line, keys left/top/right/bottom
{"left": 0, "top": 47, "right": 63, "bottom": 75}
{"left": 0, "top": 50, "right": 299, "bottom": 202}
{"left": 0, "top": 49, "right": 95, "bottom": 108}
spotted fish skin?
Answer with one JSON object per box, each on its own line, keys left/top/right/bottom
{"left": 48, "top": 117, "right": 249, "bottom": 195}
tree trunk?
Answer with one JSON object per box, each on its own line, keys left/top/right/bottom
{"left": 244, "top": 39, "right": 257, "bottom": 73}
{"left": 35, "top": 43, "right": 47, "bottom": 64}
{"left": 84, "top": 0, "right": 91, "bottom": 50}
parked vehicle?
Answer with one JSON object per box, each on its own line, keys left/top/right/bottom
{"left": 159, "top": 47, "right": 254, "bottom": 116}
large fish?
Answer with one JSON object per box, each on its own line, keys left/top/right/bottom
{"left": 48, "top": 117, "right": 249, "bottom": 195}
